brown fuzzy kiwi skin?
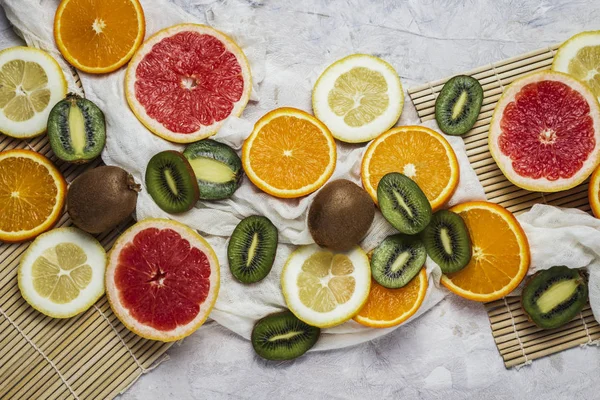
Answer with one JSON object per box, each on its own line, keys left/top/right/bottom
{"left": 308, "top": 179, "right": 375, "bottom": 251}
{"left": 67, "top": 166, "right": 141, "bottom": 234}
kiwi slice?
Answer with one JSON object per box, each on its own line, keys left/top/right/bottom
{"left": 145, "top": 150, "right": 199, "bottom": 214}
{"left": 377, "top": 172, "right": 432, "bottom": 235}
{"left": 47, "top": 93, "right": 106, "bottom": 163}
{"left": 252, "top": 310, "right": 320, "bottom": 361}
{"left": 422, "top": 210, "right": 471, "bottom": 274}
{"left": 228, "top": 215, "right": 278, "bottom": 284}
{"left": 371, "top": 234, "right": 427, "bottom": 289}
{"left": 522, "top": 266, "right": 588, "bottom": 330}
{"left": 435, "top": 75, "right": 483, "bottom": 136}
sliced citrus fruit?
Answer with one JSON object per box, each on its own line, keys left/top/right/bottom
{"left": 312, "top": 54, "right": 404, "bottom": 143}
{"left": 489, "top": 70, "right": 600, "bottom": 192}
{"left": 361, "top": 125, "right": 459, "bottom": 209}
{"left": 242, "top": 107, "right": 337, "bottom": 198}
{"left": 588, "top": 164, "right": 600, "bottom": 217}
{"left": 126, "top": 23, "right": 252, "bottom": 143}
{"left": 54, "top": 0, "right": 145, "bottom": 74}
{"left": 281, "top": 244, "right": 371, "bottom": 328}
{"left": 0, "top": 149, "right": 66, "bottom": 243}
{"left": 354, "top": 268, "right": 427, "bottom": 328}
{"left": 552, "top": 31, "right": 600, "bottom": 101}
{"left": 18, "top": 227, "right": 106, "bottom": 318}
{"left": 441, "top": 201, "right": 530, "bottom": 302}
{"left": 106, "top": 219, "right": 219, "bottom": 341}
{"left": 0, "top": 47, "right": 67, "bottom": 138}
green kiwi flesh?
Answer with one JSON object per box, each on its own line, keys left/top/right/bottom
{"left": 145, "top": 151, "right": 199, "bottom": 214}
{"left": 522, "top": 266, "right": 588, "bottom": 330}
{"left": 183, "top": 139, "right": 243, "bottom": 200}
{"left": 252, "top": 310, "right": 320, "bottom": 360}
{"left": 371, "top": 234, "right": 427, "bottom": 289}
{"left": 422, "top": 210, "right": 472, "bottom": 274}
{"left": 47, "top": 93, "right": 106, "bottom": 163}
{"left": 435, "top": 75, "right": 483, "bottom": 136}
{"left": 377, "top": 172, "right": 432, "bottom": 235}
{"left": 228, "top": 215, "right": 278, "bottom": 283}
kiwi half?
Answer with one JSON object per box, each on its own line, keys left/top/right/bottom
{"left": 371, "top": 234, "right": 427, "bottom": 289}
{"left": 252, "top": 310, "right": 320, "bottom": 361}
{"left": 435, "top": 75, "right": 483, "bottom": 136}
{"left": 422, "top": 210, "right": 471, "bottom": 274}
{"left": 377, "top": 172, "right": 432, "bottom": 235}
{"left": 145, "top": 151, "right": 199, "bottom": 214}
{"left": 228, "top": 215, "right": 278, "bottom": 284}
{"left": 522, "top": 266, "right": 588, "bottom": 330}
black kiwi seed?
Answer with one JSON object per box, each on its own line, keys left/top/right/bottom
{"left": 522, "top": 266, "right": 588, "bottom": 330}
{"left": 252, "top": 310, "right": 320, "bottom": 361}
{"left": 421, "top": 210, "right": 471, "bottom": 274}
{"left": 145, "top": 150, "right": 199, "bottom": 214}
{"left": 371, "top": 234, "right": 427, "bottom": 289}
{"left": 435, "top": 75, "right": 483, "bottom": 136}
{"left": 377, "top": 172, "right": 432, "bottom": 235}
{"left": 228, "top": 215, "right": 278, "bottom": 284}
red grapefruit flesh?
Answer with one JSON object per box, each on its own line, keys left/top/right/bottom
{"left": 489, "top": 71, "right": 600, "bottom": 192}
{"left": 106, "top": 219, "right": 219, "bottom": 341}
{"left": 126, "top": 24, "right": 252, "bottom": 144}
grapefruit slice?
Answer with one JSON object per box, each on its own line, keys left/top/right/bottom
{"left": 125, "top": 24, "right": 252, "bottom": 143}
{"left": 489, "top": 71, "right": 600, "bottom": 192}
{"left": 106, "top": 219, "right": 219, "bottom": 341}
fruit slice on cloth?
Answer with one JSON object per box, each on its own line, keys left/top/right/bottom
{"left": 0, "top": 47, "right": 67, "bottom": 138}
{"left": 552, "top": 31, "right": 600, "bottom": 101}
{"left": 312, "top": 54, "right": 404, "bottom": 143}
{"left": 54, "top": 0, "right": 145, "bottom": 74}
{"left": 126, "top": 23, "right": 252, "bottom": 143}
{"left": 588, "top": 164, "right": 600, "bottom": 218}
{"left": 361, "top": 126, "right": 459, "bottom": 209}
{"left": 106, "top": 219, "right": 219, "bottom": 341}
{"left": 0, "top": 150, "right": 66, "bottom": 243}
{"left": 441, "top": 201, "right": 530, "bottom": 302}
{"left": 489, "top": 71, "right": 600, "bottom": 192}
{"left": 354, "top": 268, "right": 427, "bottom": 329}
{"left": 281, "top": 244, "right": 370, "bottom": 328}
{"left": 242, "top": 108, "right": 336, "bottom": 198}
{"left": 18, "top": 227, "right": 106, "bottom": 318}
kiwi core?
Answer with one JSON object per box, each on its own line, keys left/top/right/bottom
{"left": 68, "top": 102, "right": 87, "bottom": 156}
{"left": 452, "top": 91, "right": 468, "bottom": 120}
{"left": 189, "top": 158, "right": 235, "bottom": 183}
{"left": 537, "top": 280, "right": 579, "bottom": 313}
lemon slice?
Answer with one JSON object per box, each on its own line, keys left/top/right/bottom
{"left": 552, "top": 31, "right": 600, "bottom": 101}
{"left": 0, "top": 47, "right": 67, "bottom": 138}
{"left": 18, "top": 227, "right": 107, "bottom": 318}
{"left": 312, "top": 54, "right": 404, "bottom": 143}
{"left": 281, "top": 244, "right": 371, "bottom": 328}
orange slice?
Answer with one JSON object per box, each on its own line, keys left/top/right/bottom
{"left": 0, "top": 150, "right": 66, "bottom": 243}
{"left": 242, "top": 107, "right": 337, "bottom": 198}
{"left": 589, "top": 164, "right": 600, "bottom": 218}
{"left": 361, "top": 126, "right": 459, "bottom": 210}
{"left": 354, "top": 268, "right": 427, "bottom": 328}
{"left": 441, "top": 201, "right": 530, "bottom": 302}
{"left": 54, "top": 0, "right": 145, "bottom": 74}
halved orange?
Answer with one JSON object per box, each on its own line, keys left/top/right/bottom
{"left": 589, "top": 164, "right": 600, "bottom": 218}
{"left": 441, "top": 201, "right": 530, "bottom": 302}
{"left": 354, "top": 268, "right": 427, "bottom": 328}
{"left": 0, "top": 150, "right": 66, "bottom": 243}
{"left": 54, "top": 0, "right": 145, "bottom": 74}
{"left": 242, "top": 107, "right": 337, "bottom": 198}
{"left": 361, "top": 126, "right": 459, "bottom": 210}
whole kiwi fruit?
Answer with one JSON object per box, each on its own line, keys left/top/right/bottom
{"left": 67, "top": 166, "right": 141, "bottom": 234}
{"left": 308, "top": 179, "right": 375, "bottom": 251}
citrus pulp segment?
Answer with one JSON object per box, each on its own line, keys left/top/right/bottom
{"left": 489, "top": 71, "right": 600, "bottom": 192}
{"left": 588, "top": 164, "right": 600, "bottom": 218}
{"left": 125, "top": 23, "right": 252, "bottom": 143}
{"left": 281, "top": 244, "right": 371, "bottom": 328}
{"left": 106, "top": 219, "right": 219, "bottom": 341}
{"left": 18, "top": 227, "right": 107, "bottom": 318}
{"left": 312, "top": 54, "right": 403, "bottom": 143}
{"left": 0, "top": 149, "right": 66, "bottom": 243}
{"left": 242, "top": 108, "right": 337, "bottom": 198}
{"left": 54, "top": 0, "right": 146, "bottom": 74}
{"left": 0, "top": 47, "right": 67, "bottom": 138}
